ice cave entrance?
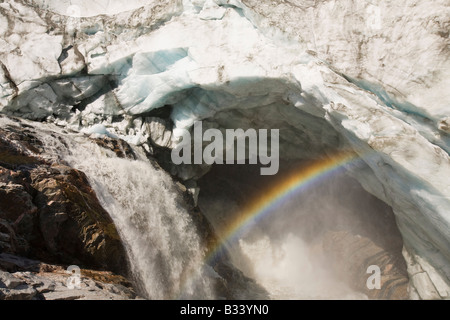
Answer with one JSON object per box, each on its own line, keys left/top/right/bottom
{"left": 197, "top": 157, "right": 409, "bottom": 299}
{"left": 157, "top": 92, "right": 412, "bottom": 299}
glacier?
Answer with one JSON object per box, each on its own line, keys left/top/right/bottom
{"left": 0, "top": 0, "right": 449, "bottom": 299}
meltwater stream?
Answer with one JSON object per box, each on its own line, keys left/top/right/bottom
{"left": 34, "top": 126, "right": 215, "bottom": 299}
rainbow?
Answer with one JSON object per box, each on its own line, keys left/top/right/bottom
{"left": 205, "top": 151, "right": 361, "bottom": 263}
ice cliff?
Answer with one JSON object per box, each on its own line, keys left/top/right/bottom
{"left": 0, "top": 0, "right": 449, "bottom": 299}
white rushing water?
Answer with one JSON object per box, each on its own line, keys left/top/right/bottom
{"left": 32, "top": 124, "right": 215, "bottom": 299}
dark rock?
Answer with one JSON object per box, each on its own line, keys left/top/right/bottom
{"left": 0, "top": 127, "right": 43, "bottom": 170}
{"left": 28, "top": 164, "right": 127, "bottom": 275}
{"left": 0, "top": 219, "right": 16, "bottom": 253}
{"left": 0, "top": 183, "right": 37, "bottom": 221}
{"left": 0, "top": 120, "right": 128, "bottom": 276}
{"left": 212, "top": 261, "right": 268, "bottom": 300}
{"left": 0, "top": 253, "right": 40, "bottom": 273}
{"left": 90, "top": 136, "right": 136, "bottom": 160}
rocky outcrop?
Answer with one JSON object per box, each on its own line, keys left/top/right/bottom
{"left": 212, "top": 260, "right": 269, "bottom": 300}
{"left": 0, "top": 116, "right": 127, "bottom": 276}
{"left": 0, "top": 253, "right": 139, "bottom": 300}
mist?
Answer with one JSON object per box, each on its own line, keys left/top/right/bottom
{"left": 198, "top": 160, "right": 408, "bottom": 299}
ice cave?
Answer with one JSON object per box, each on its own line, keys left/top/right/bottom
{"left": 0, "top": 0, "right": 449, "bottom": 300}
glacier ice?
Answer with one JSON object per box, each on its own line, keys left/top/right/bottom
{"left": 0, "top": 0, "right": 449, "bottom": 299}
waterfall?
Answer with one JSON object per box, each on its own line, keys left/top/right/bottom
{"left": 33, "top": 124, "right": 215, "bottom": 299}
{"left": 10, "top": 118, "right": 405, "bottom": 300}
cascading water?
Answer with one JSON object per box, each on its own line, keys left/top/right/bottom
{"left": 31, "top": 123, "right": 216, "bottom": 299}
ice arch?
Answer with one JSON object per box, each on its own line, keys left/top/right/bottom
{"left": 0, "top": 0, "right": 449, "bottom": 299}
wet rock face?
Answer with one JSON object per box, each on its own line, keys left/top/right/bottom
{"left": 320, "top": 231, "right": 409, "bottom": 300}
{"left": 0, "top": 118, "right": 127, "bottom": 276}
{"left": 90, "top": 136, "right": 137, "bottom": 160}
{"left": 30, "top": 165, "right": 127, "bottom": 273}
